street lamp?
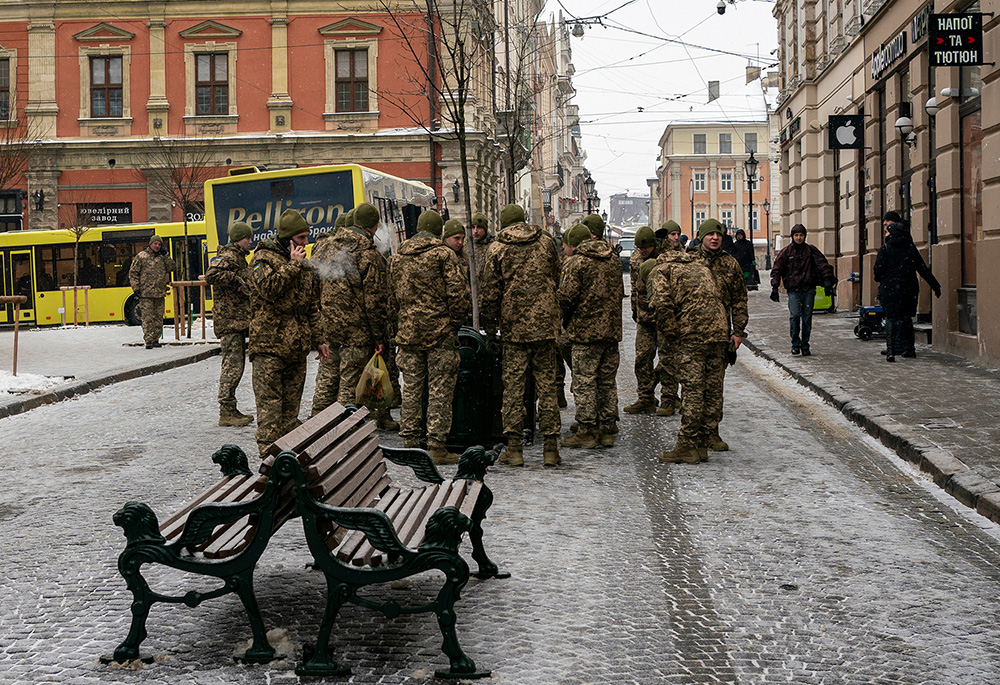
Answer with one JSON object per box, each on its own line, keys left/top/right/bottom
{"left": 762, "top": 197, "right": 771, "bottom": 270}
{"left": 584, "top": 174, "right": 596, "bottom": 213}
{"left": 689, "top": 178, "right": 694, "bottom": 236}
{"left": 744, "top": 150, "right": 758, "bottom": 268}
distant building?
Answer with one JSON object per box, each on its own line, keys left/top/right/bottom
{"left": 608, "top": 193, "right": 649, "bottom": 228}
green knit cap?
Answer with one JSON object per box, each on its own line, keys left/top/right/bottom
{"left": 278, "top": 209, "right": 310, "bottom": 239}
{"left": 470, "top": 212, "right": 489, "bottom": 229}
{"left": 344, "top": 209, "right": 355, "bottom": 227}
{"left": 417, "top": 210, "right": 444, "bottom": 236}
{"left": 634, "top": 226, "right": 656, "bottom": 248}
{"left": 354, "top": 202, "right": 380, "bottom": 230}
{"left": 639, "top": 257, "right": 657, "bottom": 282}
{"left": 499, "top": 204, "right": 526, "bottom": 228}
{"left": 334, "top": 210, "right": 349, "bottom": 229}
{"left": 149, "top": 234, "right": 164, "bottom": 245}
{"left": 582, "top": 213, "right": 606, "bottom": 238}
{"left": 228, "top": 222, "right": 252, "bottom": 243}
{"left": 697, "top": 218, "right": 725, "bottom": 240}
{"left": 661, "top": 219, "right": 681, "bottom": 234}
{"left": 443, "top": 219, "right": 465, "bottom": 239}
{"left": 565, "top": 223, "right": 592, "bottom": 247}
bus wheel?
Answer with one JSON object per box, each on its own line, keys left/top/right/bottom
{"left": 124, "top": 295, "right": 142, "bottom": 326}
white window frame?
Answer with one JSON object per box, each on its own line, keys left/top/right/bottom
{"left": 720, "top": 209, "right": 734, "bottom": 227}
{"left": 78, "top": 44, "right": 133, "bottom": 123}
{"left": 694, "top": 172, "right": 706, "bottom": 192}
{"left": 719, "top": 132, "right": 732, "bottom": 154}
{"left": 693, "top": 133, "right": 706, "bottom": 154}
{"left": 751, "top": 209, "right": 759, "bottom": 232}
{"left": 183, "top": 42, "right": 238, "bottom": 119}
{"left": 695, "top": 210, "right": 707, "bottom": 225}
{"left": 0, "top": 49, "right": 16, "bottom": 124}
{"left": 745, "top": 132, "right": 758, "bottom": 153}
{"left": 719, "top": 172, "right": 733, "bottom": 193}
{"left": 324, "top": 38, "right": 379, "bottom": 116}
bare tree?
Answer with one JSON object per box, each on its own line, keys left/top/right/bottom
{"left": 130, "top": 134, "right": 221, "bottom": 282}
{"left": 0, "top": 104, "right": 41, "bottom": 205}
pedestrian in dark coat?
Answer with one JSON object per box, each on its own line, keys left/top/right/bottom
{"left": 729, "top": 229, "right": 758, "bottom": 289}
{"left": 873, "top": 222, "right": 941, "bottom": 362}
{"left": 769, "top": 223, "right": 835, "bottom": 356}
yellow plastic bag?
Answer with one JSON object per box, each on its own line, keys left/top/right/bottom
{"left": 355, "top": 352, "right": 394, "bottom": 409}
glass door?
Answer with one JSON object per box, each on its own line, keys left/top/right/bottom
{"left": 0, "top": 252, "right": 7, "bottom": 324}
{"left": 10, "top": 250, "right": 35, "bottom": 323}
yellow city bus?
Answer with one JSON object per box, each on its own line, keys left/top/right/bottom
{"left": 0, "top": 221, "right": 207, "bottom": 327}
{"left": 203, "top": 164, "right": 435, "bottom": 259}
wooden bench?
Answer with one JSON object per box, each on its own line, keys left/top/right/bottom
{"left": 102, "top": 402, "right": 505, "bottom": 679}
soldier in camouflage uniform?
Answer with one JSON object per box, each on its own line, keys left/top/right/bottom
{"left": 624, "top": 225, "right": 661, "bottom": 415}
{"left": 128, "top": 234, "right": 174, "bottom": 348}
{"left": 310, "top": 202, "right": 397, "bottom": 430}
{"left": 581, "top": 213, "right": 606, "bottom": 240}
{"left": 558, "top": 224, "right": 624, "bottom": 451}
{"left": 654, "top": 220, "right": 686, "bottom": 414}
{"left": 467, "top": 212, "right": 492, "bottom": 278}
{"left": 480, "top": 204, "right": 562, "bottom": 467}
{"left": 205, "top": 222, "right": 254, "bottom": 427}
{"left": 390, "top": 211, "right": 470, "bottom": 464}
{"left": 249, "top": 209, "right": 328, "bottom": 456}
{"left": 649, "top": 239, "right": 731, "bottom": 464}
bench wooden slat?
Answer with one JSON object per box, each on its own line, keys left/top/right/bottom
{"left": 394, "top": 482, "right": 454, "bottom": 550}
{"left": 305, "top": 422, "right": 378, "bottom": 483}
{"left": 334, "top": 487, "right": 412, "bottom": 563}
{"left": 201, "top": 514, "right": 255, "bottom": 558}
{"left": 406, "top": 480, "right": 482, "bottom": 551}
{"left": 159, "top": 475, "right": 247, "bottom": 539}
{"left": 310, "top": 436, "right": 386, "bottom": 502}
{"left": 265, "top": 403, "right": 358, "bottom": 458}
{"left": 353, "top": 486, "right": 440, "bottom": 567}
{"left": 161, "top": 474, "right": 265, "bottom": 545}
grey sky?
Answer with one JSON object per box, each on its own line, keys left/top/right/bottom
{"left": 541, "top": 0, "right": 779, "bottom": 199}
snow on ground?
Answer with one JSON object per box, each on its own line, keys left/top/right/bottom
{"left": 0, "top": 370, "right": 69, "bottom": 394}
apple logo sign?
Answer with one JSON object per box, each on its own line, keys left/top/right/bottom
{"left": 836, "top": 124, "right": 857, "bottom": 146}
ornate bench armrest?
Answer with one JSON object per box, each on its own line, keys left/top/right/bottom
{"left": 381, "top": 447, "right": 445, "bottom": 484}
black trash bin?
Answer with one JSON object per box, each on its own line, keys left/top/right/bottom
{"left": 446, "top": 327, "right": 504, "bottom": 450}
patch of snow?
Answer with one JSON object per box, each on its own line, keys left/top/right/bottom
{"left": 0, "top": 371, "right": 68, "bottom": 394}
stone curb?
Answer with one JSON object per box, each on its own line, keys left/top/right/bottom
{"left": 743, "top": 339, "right": 998, "bottom": 524}
{"left": 0, "top": 345, "right": 220, "bottom": 421}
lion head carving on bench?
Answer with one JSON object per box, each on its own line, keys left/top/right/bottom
{"left": 455, "top": 445, "right": 501, "bottom": 481}
{"left": 211, "top": 444, "right": 253, "bottom": 477}
{"left": 418, "top": 506, "right": 472, "bottom": 554}
{"left": 113, "top": 501, "right": 166, "bottom": 548}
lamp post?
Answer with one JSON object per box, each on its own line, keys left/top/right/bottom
{"left": 762, "top": 197, "right": 771, "bottom": 270}
{"left": 584, "top": 174, "right": 596, "bottom": 213}
{"left": 744, "top": 150, "right": 759, "bottom": 267}
{"left": 689, "top": 178, "right": 694, "bottom": 235}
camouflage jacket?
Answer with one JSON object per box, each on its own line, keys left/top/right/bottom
{"left": 558, "top": 239, "right": 624, "bottom": 343}
{"left": 128, "top": 246, "right": 174, "bottom": 298}
{"left": 248, "top": 240, "right": 323, "bottom": 360}
{"left": 479, "top": 222, "right": 561, "bottom": 343}
{"left": 634, "top": 259, "right": 658, "bottom": 327}
{"left": 205, "top": 243, "right": 251, "bottom": 335}
{"left": 650, "top": 249, "right": 730, "bottom": 345}
{"left": 311, "top": 226, "right": 389, "bottom": 348}
{"left": 629, "top": 247, "right": 658, "bottom": 319}
{"left": 390, "top": 233, "right": 470, "bottom": 349}
{"left": 464, "top": 235, "right": 492, "bottom": 279}
{"left": 698, "top": 246, "right": 749, "bottom": 339}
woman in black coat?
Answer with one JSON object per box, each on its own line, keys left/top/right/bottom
{"left": 873, "top": 222, "right": 941, "bottom": 361}
{"left": 730, "top": 229, "right": 759, "bottom": 289}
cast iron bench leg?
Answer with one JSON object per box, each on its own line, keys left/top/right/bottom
{"left": 232, "top": 570, "right": 276, "bottom": 663}
{"left": 433, "top": 556, "right": 490, "bottom": 680}
{"left": 295, "top": 578, "right": 352, "bottom": 677}
{"left": 469, "top": 486, "right": 511, "bottom": 580}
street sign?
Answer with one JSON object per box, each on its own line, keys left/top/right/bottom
{"left": 928, "top": 13, "right": 984, "bottom": 67}
{"left": 828, "top": 115, "right": 864, "bottom": 150}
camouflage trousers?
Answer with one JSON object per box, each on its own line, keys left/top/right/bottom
{"left": 311, "top": 345, "right": 371, "bottom": 415}
{"left": 635, "top": 323, "right": 679, "bottom": 407}
{"left": 252, "top": 353, "right": 307, "bottom": 456}
{"left": 139, "top": 297, "right": 164, "bottom": 345}
{"left": 501, "top": 339, "right": 561, "bottom": 439}
{"left": 397, "top": 342, "right": 460, "bottom": 446}
{"left": 570, "top": 341, "right": 620, "bottom": 431}
{"left": 217, "top": 331, "right": 247, "bottom": 409}
{"left": 555, "top": 333, "right": 572, "bottom": 385}
{"left": 675, "top": 342, "right": 727, "bottom": 447}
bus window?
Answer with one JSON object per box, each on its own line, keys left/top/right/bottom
{"left": 12, "top": 251, "right": 33, "bottom": 300}
{"left": 102, "top": 240, "right": 145, "bottom": 288}
{"left": 35, "top": 242, "right": 105, "bottom": 290}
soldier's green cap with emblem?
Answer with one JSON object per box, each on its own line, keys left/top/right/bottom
{"left": 354, "top": 202, "right": 380, "bottom": 230}
{"left": 470, "top": 212, "right": 489, "bottom": 229}
{"left": 697, "top": 218, "right": 725, "bottom": 240}
{"left": 443, "top": 218, "right": 465, "bottom": 239}
{"left": 417, "top": 210, "right": 444, "bottom": 236}
{"left": 565, "top": 223, "right": 592, "bottom": 247}
{"left": 228, "top": 222, "right": 252, "bottom": 243}
{"left": 149, "top": 234, "right": 164, "bottom": 245}
{"left": 278, "top": 209, "right": 310, "bottom": 239}
{"left": 639, "top": 257, "right": 657, "bottom": 282}
{"left": 634, "top": 226, "right": 656, "bottom": 248}
{"left": 582, "top": 213, "right": 606, "bottom": 238}
{"left": 661, "top": 219, "right": 681, "bottom": 234}
{"left": 499, "top": 204, "right": 525, "bottom": 228}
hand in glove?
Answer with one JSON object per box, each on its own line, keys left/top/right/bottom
{"left": 770, "top": 288, "right": 780, "bottom": 303}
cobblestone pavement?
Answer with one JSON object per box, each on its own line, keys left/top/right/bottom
{"left": 744, "top": 292, "right": 1000, "bottom": 522}
{"left": 4, "top": 310, "right": 1000, "bottom": 683}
